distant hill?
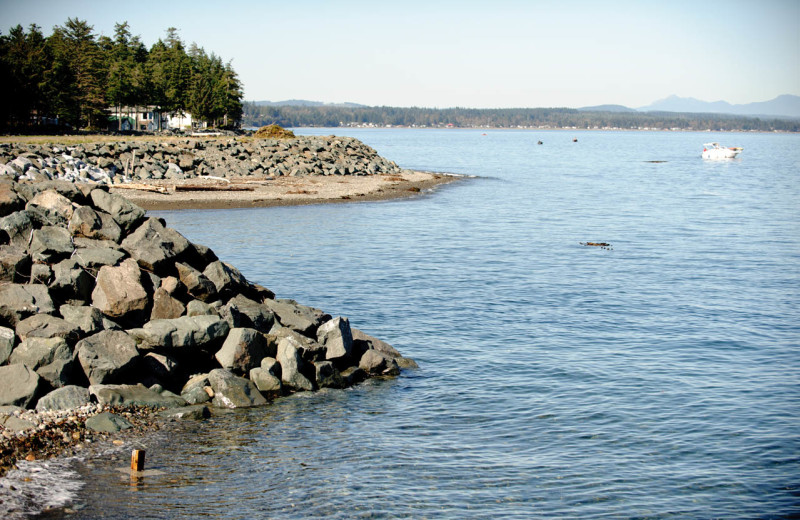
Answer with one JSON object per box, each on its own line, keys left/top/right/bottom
{"left": 637, "top": 94, "right": 800, "bottom": 118}
{"left": 578, "top": 104, "right": 636, "bottom": 113}
{"left": 252, "top": 99, "right": 366, "bottom": 108}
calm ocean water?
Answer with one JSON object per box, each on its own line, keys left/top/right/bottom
{"left": 5, "top": 129, "right": 799, "bottom": 519}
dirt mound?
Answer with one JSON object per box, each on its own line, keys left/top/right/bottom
{"left": 254, "top": 125, "right": 296, "bottom": 139}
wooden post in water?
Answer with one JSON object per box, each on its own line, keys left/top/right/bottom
{"left": 131, "top": 449, "right": 146, "bottom": 472}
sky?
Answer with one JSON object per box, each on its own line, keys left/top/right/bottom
{"left": 1, "top": 0, "right": 798, "bottom": 109}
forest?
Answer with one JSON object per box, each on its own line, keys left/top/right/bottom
{"left": 243, "top": 103, "right": 800, "bottom": 132}
{"left": 0, "top": 19, "right": 243, "bottom": 131}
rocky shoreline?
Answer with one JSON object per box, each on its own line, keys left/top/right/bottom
{"left": 0, "top": 135, "right": 424, "bottom": 478}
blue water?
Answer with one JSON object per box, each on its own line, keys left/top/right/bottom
{"left": 32, "top": 130, "right": 800, "bottom": 518}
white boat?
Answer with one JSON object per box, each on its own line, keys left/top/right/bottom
{"left": 702, "top": 142, "right": 743, "bottom": 159}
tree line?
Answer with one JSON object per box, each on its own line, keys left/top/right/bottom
{"left": 0, "top": 19, "right": 243, "bottom": 131}
{"left": 243, "top": 104, "right": 800, "bottom": 132}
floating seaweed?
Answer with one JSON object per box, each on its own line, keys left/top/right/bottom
{"left": 580, "top": 242, "right": 613, "bottom": 250}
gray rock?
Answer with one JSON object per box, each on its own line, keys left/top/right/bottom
{"left": 272, "top": 326, "right": 324, "bottom": 362}
{"left": 0, "top": 326, "right": 15, "bottom": 364}
{"left": 359, "top": 349, "right": 401, "bottom": 376}
{"left": 317, "top": 317, "right": 353, "bottom": 361}
{"left": 26, "top": 190, "right": 74, "bottom": 220}
{"left": 129, "top": 315, "right": 230, "bottom": 351}
{"left": 223, "top": 295, "right": 275, "bottom": 333}
{"left": 9, "top": 336, "right": 76, "bottom": 387}
{"left": 89, "top": 189, "right": 145, "bottom": 232}
{"left": 15, "top": 314, "right": 79, "bottom": 342}
{"left": 85, "top": 411, "right": 133, "bottom": 432}
{"left": 29, "top": 225, "right": 73, "bottom": 262}
{"left": 314, "top": 360, "right": 345, "bottom": 389}
{"left": 0, "top": 245, "right": 31, "bottom": 282}
{"left": 75, "top": 330, "right": 140, "bottom": 385}
{"left": 0, "top": 283, "right": 55, "bottom": 327}
{"left": 49, "top": 259, "right": 95, "bottom": 303}
{"left": 249, "top": 366, "right": 282, "bottom": 397}
{"left": 352, "top": 328, "right": 403, "bottom": 359}
{"left": 276, "top": 336, "right": 314, "bottom": 391}
{"left": 158, "top": 404, "right": 210, "bottom": 420}
{"left": 120, "top": 217, "right": 190, "bottom": 271}
{"left": 175, "top": 262, "right": 217, "bottom": 302}
{"left": 68, "top": 206, "right": 122, "bottom": 242}
{"left": 263, "top": 298, "right": 329, "bottom": 336}
{"left": 215, "top": 327, "right": 268, "bottom": 374}
{"left": 203, "top": 261, "right": 250, "bottom": 300}
{"left": 0, "top": 211, "right": 33, "bottom": 248}
{"left": 71, "top": 246, "right": 126, "bottom": 270}
{"left": 340, "top": 366, "right": 368, "bottom": 386}
{"left": 186, "top": 299, "right": 217, "bottom": 316}
{"left": 0, "top": 415, "right": 36, "bottom": 431}
{"left": 181, "top": 385, "right": 211, "bottom": 405}
{"left": 91, "top": 258, "right": 149, "bottom": 320}
{"left": 207, "top": 368, "right": 267, "bottom": 408}
{"left": 59, "top": 304, "right": 106, "bottom": 336}
{"left": 0, "top": 364, "right": 43, "bottom": 408}
{"left": 35, "top": 385, "right": 91, "bottom": 411}
{"left": 89, "top": 384, "right": 187, "bottom": 408}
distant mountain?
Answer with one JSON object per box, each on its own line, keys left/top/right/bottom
{"left": 637, "top": 94, "right": 800, "bottom": 118}
{"left": 252, "top": 99, "right": 366, "bottom": 108}
{"left": 578, "top": 104, "right": 636, "bottom": 113}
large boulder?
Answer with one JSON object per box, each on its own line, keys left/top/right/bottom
{"left": 128, "top": 315, "right": 229, "bottom": 351}
{"left": 9, "top": 336, "right": 77, "bottom": 388}
{"left": 91, "top": 258, "right": 149, "bottom": 320}
{"left": 59, "top": 304, "right": 109, "bottom": 336}
{"left": 89, "top": 189, "right": 145, "bottom": 233}
{"left": 120, "top": 217, "right": 190, "bottom": 271}
{"left": 35, "top": 385, "right": 91, "bottom": 411}
{"left": 175, "top": 262, "right": 217, "bottom": 302}
{"left": 0, "top": 364, "right": 43, "bottom": 408}
{"left": 317, "top": 317, "right": 353, "bottom": 361}
{"left": 276, "top": 336, "right": 314, "bottom": 391}
{"left": 68, "top": 206, "right": 122, "bottom": 242}
{"left": 15, "top": 314, "right": 80, "bottom": 342}
{"left": 314, "top": 361, "right": 345, "bottom": 389}
{"left": 214, "top": 327, "right": 268, "bottom": 374}
{"left": 27, "top": 190, "right": 74, "bottom": 221}
{"left": 29, "top": 225, "right": 74, "bottom": 262}
{"left": 0, "top": 283, "right": 55, "bottom": 327}
{"left": 222, "top": 295, "right": 275, "bottom": 332}
{"left": 359, "top": 349, "right": 400, "bottom": 376}
{"left": 249, "top": 357, "right": 282, "bottom": 397}
{"left": 89, "top": 383, "right": 187, "bottom": 408}
{"left": 203, "top": 261, "right": 251, "bottom": 300}
{"left": 207, "top": 368, "right": 267, "bottom": 408}
{"left": 263, "top": 298, "right": 329, "bottom": 336}
{"left": 74, "top": 330, "right": 140, "bottom": 385}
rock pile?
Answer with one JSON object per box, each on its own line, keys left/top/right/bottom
{"left": 0, "top": 178, "right": 416, "bottom": 427}
{"left": 0, "top": 135, "right": 405, "bottom": 185}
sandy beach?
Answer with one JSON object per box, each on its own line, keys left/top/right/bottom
{"left": 111, "top": 170, "right": 462, "bottom": 211}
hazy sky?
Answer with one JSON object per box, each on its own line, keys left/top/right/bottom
{"left": 2, "top": 0, "right": 798, "bottom": 108}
